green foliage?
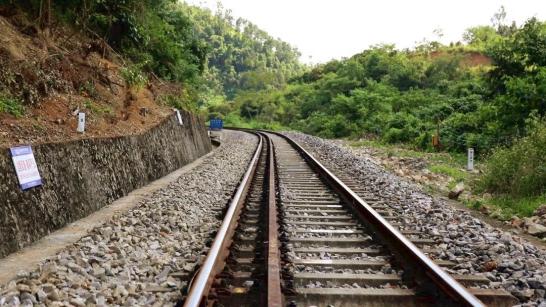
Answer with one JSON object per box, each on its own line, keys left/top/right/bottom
{"left": 183, "top": 3, "right": 304, "bottom": 100}
{"left": 84, "top": 100, "right": 113, "bottom": 115}
{"left": 486, "top": 18, "right": 546, "bottom": 137}
{"left": 79, "top": 81, "right": 99, "bottom": 99}
{"left": 485, "top": 195, "right": 546, "bottom": 218}
{"left": 230, "top": 44, "right": 491, "bottom": 149}
{"left": 221, "top": 17, "right": 545, "bottom": 161}
{"left": 223, "top": 112, "right": 286, "bottom": 130}
{"left": 7, "top": 0, "right": 207, "bottom": 84}
{"left": 120, "top": 65, "right": 147, "bottom": 88}
{"left": 5, "top": 1, "right": 546, "bottom": 213}
{"left": 477, "top": 117, "right": 546, "bottom": 197}
{"left": 160, "top": 91, "right": 199, "bottom": 113}
{"left": 429, "top": 164, "right": 467, "bottom": 184}
{"left": 463, "top": 26, "right": 502, "bottom": 50}
{"left": 0, "top": 92, "right": 24, "bottom": 117}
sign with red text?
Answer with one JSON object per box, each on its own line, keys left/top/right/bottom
{"left": 10, "top": 146, "right": 42, "bottom": 190}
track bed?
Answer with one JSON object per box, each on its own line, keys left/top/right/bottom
{"left": 182, "top": 131, "right": 517, "bottom": 307}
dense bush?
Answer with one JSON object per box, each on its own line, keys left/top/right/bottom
{"left": 219, "top": 17, "right": 546, "bottom": 158}
{"left": 183, "top": 4, "right": 304, "bottom": 101}
{"left": 4, "top": 0, "right": 206, "bottom": 84}
{"left": 478, "top": 118, "right": 546, "bottom": 197}
{"left": 120, "top": 64, "right": 147, "bottom": 88}
{"left": 0, "top": 92, "right": 24, "bottom": 117}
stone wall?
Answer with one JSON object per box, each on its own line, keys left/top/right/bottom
{"left": 0, "top": 110, "right": 211, "bottom": 258}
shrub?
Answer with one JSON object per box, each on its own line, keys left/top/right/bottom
{"left": 0, "top": 93, "right": 24, "bottom": 117}
{"left": 160, "top": 90, "right": 199, "bottom": 113}
{"left": 415, "top": 131, "right": 434, "bottom": 151}
{"left": 382, "top": 127, "right": 404, "bottom": 143}
{"left": 84, "top": 100, "right": 113, "bottom": 115}
{"left": 477, "top": 118, "right": 546, "bottom": 197}
{"left": 120, "top": 65, "right": 148, "bottom": 88}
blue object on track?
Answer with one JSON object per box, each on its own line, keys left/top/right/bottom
{"left": 209, "top": 118, "right": 223, "bottom": 131}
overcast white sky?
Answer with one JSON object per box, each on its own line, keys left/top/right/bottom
{"left": 185, "top": 0, "right": 546, "bottom": 63}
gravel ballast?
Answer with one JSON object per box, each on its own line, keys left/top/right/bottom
{"left": 0, "top": 130, "right": 257, "bottom": 307}
{"left": 284, "top": 131, "right": 546, "bottom": 306}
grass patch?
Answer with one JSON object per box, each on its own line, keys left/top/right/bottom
{"left": 84, "top": 100, "right": 113, "bottom": 115}
{"left": 348, "top": 128, "right": 546, "bottom": 221}
{"left": 429, "top": 151, "right": 468, "bottom": 166}
{"left": 386, "top": 148, "right": 426, "bottom": 159}
{"left": 428, "top": 163, "right": 468, "bottom": 190}
{"left": 160, "top": 94, "right": 200, "bottom": 113}
{"left": 485, "top": 194, "right": 546, "bottom": 218}
{"left": 350, "top": 139, "right": 470, "bottom": 179}
{"left": 350, "top": 138, "right": 474, "bottom": 192}
{"left": 476, "top": 118, "right": 546, "bottom": 197}
{"left": 429, "top": 164, "right": 468, "bottom": 183}
{"left": 79, "top": 81, "right": 98, "bottom": 99}
{"left": 349, "top": 139, "right": 385, "bottom": 148}
{"left": 120, "top": 65, "right": 148, "bottom": 89}
{"left": 0, "top": 92, "right": 24, "bottom": 117}
{"left": 349, "top": 140, "right": 427, "bottom": 158}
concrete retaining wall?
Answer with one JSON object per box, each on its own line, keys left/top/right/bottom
{"left": 0, "top": 110, "right": 211, "bottom": 258}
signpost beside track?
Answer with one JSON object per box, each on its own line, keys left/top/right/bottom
{"left": 467, "top": 148, "right": 474, "bottom": 171}
{"left": 10, "top": 145, "right": 42, "bottom": 190}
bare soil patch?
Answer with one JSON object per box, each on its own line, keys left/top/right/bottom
{"left": 0, "top": 11, "right": 179, "bottom": 148}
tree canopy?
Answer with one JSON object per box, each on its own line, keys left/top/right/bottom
{"left": 214, "top": 16, "right": 546, "bottom": 154}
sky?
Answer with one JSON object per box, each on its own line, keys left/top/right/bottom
{"left": 185, "top": 0, "right": 546, "bottom": 63}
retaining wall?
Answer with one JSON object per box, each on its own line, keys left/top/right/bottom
{"left": 0, "top": 110, "right": 211, "bottom": 258}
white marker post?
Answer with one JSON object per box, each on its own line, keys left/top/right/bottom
{"left": 467, "top": 148, "right": 474, "bottom": 171}
{"left": 175, "top": 109, "right": 184, "bottom": 126}
{"left": 77, "top": 112, "right": 86, "bottom": 133}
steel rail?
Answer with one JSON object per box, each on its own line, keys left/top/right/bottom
{"left": 184, "top": 134, "right": 264, "bottom": 307}
{"left": 265, "top": 136, "right": 283, "bottom": 306}
{"left": 272, "top": 132, "right": 485, "bottom": 307}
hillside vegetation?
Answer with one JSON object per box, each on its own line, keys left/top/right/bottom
{"left": 0, "top": 0, "right": 302, "bottom": 145}
{"left": 217, "top": 17, "right": 545, "bottom": 155}
{"left": 0, "top": 0, "right": 208, "bottom": 146}
{"left": 0, "top": 2, "right": 544, "bottom": 217}
{"left": 205, "top": 9, "right": 546, "bottom": 216}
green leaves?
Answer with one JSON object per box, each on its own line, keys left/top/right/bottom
{"left": 478, "top": 118, "right": 546, "bottom": 197}
{"left": 120, "top": 65, "right": 147, "bottom": 88}
{"left": 182, "top": 2, "right": 304, "bottom": 99}
{"left": 486, "top": 18, "right": 546, "bottom": 136}
{"left": 0, "top": 92, "right": 24, "bottom": 118}
{"left": 51, "top": 0, "right": 206, "bottom": 83}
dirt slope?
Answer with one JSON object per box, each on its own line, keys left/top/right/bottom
{"left": 0, "top": 11, "right": 179, "bottom": 148}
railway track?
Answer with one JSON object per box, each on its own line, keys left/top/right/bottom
{"left": 182, "top": 131, "right": 517, "bottom": 307}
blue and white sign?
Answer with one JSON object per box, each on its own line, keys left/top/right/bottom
{"left": 210, "top": 119, "right": 223, "bottom": 131}
{"left": 10, "top": 146, "right": 42, "bottom": 190}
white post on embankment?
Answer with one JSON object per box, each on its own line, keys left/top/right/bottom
{"left": 77, "top": 112, "right": 86, "bottom": 133}
{"left": 467, "top": 148, "right": 474, "bottom": 171}
{"left": 175, "top": 109, "right": 184, "bottom": 126}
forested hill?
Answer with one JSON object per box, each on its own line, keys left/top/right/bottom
{"left": 183, "top": 3, "right": 305, "bottom": 101}
{"left": 0, "top": 1, "right": 543, "bottom": 210}
{"left": 0, "top": 0, "right": 303, "bottom": 139}
{"left": 207, "top": 13, "right": 545, "bottom": 210}
{"left": 218, "top": 17, "right": 546, "bottom": 155}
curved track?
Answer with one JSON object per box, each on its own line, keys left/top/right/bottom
{"left": 182, "top": 131, "right": 517, "bottom": 307}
